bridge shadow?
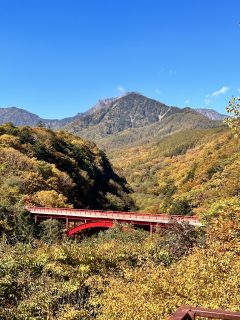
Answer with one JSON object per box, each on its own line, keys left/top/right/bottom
{"left": 75, "top": 227, "right": 111, "bottom": 238}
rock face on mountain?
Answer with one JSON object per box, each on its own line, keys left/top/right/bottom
{"left": 0, "top": 106, "right": 82, "bottom": 128}
{"left": 65, "top": 93, "right": 222, "bottom": 148}
{"left": 84, "top": 97, "right": 118, "bottom": 116}
{"left": 195, "top": 108, "right": 226, "bottom": 120}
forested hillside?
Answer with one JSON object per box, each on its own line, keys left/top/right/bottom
{"left": 0, "top": 123, "right": 134, "bottom": 215}
{"left": 109, "top": 127, "right": 240, "bottom": 219}
{"left": 0, "top": 118, "right": 239, "bottom": 320}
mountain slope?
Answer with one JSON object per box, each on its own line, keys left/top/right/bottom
{"left": 0, "top": 123, "right": 134, "bottom": 211}
{"left": 97, "top": 108, "right": 222, "bottom": 150}
{"left": 0, "top": 106, "right": 82, "bottom": 128}
{"left": 109, "top": 127, "right": 239, "bottom": 216}
{"left": 195, "top": 108, "right": 226, "bottom": 120}
{"left": 0, "top": 107, "right": 42, "bottom": 126}
{"left": 66, "top": 93, "right": 222, "bottom": 150}
{"left": 66, "top": 92, "right": 178, "bottom": 138}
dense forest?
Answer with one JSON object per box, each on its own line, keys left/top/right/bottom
{"left": 0, "top": 114, "right": 239, "bottom": 319}
{"left": 0, "top": 123, "right": 134, "bottom": 214}
{"left": 110, "top": 127, "right": 240, "bottom": 220}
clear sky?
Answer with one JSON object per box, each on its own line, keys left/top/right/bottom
{"left": 0, "top": 0, "right": 239, "bottom": 118}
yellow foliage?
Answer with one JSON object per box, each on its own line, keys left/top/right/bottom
{"left": 95, "top": 209, "right": 240, "bottom": 320}
{"left": 110, "top": 128, "right": 239, "bottom": 216}
{"left": 33, "top": 190, "right": 73, "bottom": 208}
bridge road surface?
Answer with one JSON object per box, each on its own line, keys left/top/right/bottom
{"left": 27, "top": 206, "right": 202, "bottom": 236}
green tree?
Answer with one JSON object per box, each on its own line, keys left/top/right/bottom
{"left": 13, "top": 210, "right": 35, "bottom": 242}
{"left": 169, "top": 198, "right": 193, "bottom": 216}
{"left": 0, "top": 206, "right": 13, "bottom": 239}
{"left": 225, "top": 96, "right": 240, "bottom": 137}
{"left": 39, "top": 219, "right": 65, "bottom": 243}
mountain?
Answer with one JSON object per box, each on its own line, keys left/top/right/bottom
{"left": 1, "top": 94, "right": 224, "bottom": 149}
{"left": 66, "top": 92, "right": 222, "bottom": 149}
{"left": 0, "top": 106, "right": 82, "bottom": 128}
{"left": 195, "top": 108, "right": 227, "bottom": 120}
{"left": 0, "top": 107, "right": 42, "bottom": 126}
{"left": 66, "top": 92, "right": 178, "bottom": 136}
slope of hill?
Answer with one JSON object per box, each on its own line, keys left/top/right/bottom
{"left": 0, "top": 106, "right": 82, "bottom": 128}
{"left": 0, "top": 107, "right": 42, "bottom": 126}
{"left": 0, "top": 123, "right": 134, "bottom": 212}
{"left": 44, "top": 113, "right": 83, "bottom": 129}
{"left": 109, "top": 127, "right": 240, "bottom": 218}
{"left": 195, "top": 108, "right": 226, "bottom": 120}
{"left": 66, "top": 93, "right": 222, "bottom": 148}
{"left": 97, "top": 108, "right": 222, "bottom": 151}
{"left": 66, "top": 92, "right": 178, "bottom": 137}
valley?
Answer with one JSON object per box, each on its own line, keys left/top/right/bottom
{"left": 0, "top": 93, "right": 239, "bottom": 320}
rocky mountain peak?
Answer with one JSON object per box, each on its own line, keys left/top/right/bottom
{"left": 84, "top": 97, "right": 118, "bottom": 115}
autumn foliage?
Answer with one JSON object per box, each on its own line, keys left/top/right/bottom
{"left": 0, "top": 123, "right": 239, "bottom": 319}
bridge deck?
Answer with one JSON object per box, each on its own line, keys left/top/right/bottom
{"left": 27, "top": 207, "right": 202, "bottom": 226}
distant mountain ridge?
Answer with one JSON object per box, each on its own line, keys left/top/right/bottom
{"left": 0, "top": 98, "right": 120, "bottom": 128}
{"left": 0, "top": 106, "right": 82, "bottom": 128}
{"left": 0, "top": 107, "right": 42, "bottom": 126}
{"left": 194, "top": 108, "right": 226, "bottom": 120}
{"left": 0, "top": 93, "right": 224, "bottom": 149}
{"left": 0, "top": 94, "right": 225, "bottom": 128}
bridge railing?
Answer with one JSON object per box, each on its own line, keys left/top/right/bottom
{"left": 170, "top": 306, "right": 240, "bottom": 320}
{"left": 26, "top": 206, "right": 200, "bottom": 223}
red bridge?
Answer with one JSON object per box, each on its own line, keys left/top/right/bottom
{"left": 27, "top": 206, "right": 202, "bottom": 236}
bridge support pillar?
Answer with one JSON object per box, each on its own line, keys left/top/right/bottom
{"left": 34, "top": 215, "right": 38, "bottom": 223}
{"left": 66, "top": 217, "right": 69, "bottom": 229}
{"left": 150, "top": 224, "right": 153, "bottom": 236}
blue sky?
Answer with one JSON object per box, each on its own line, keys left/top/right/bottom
{"left": 0, "top": 0, "right": 239, "bottom": 118}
